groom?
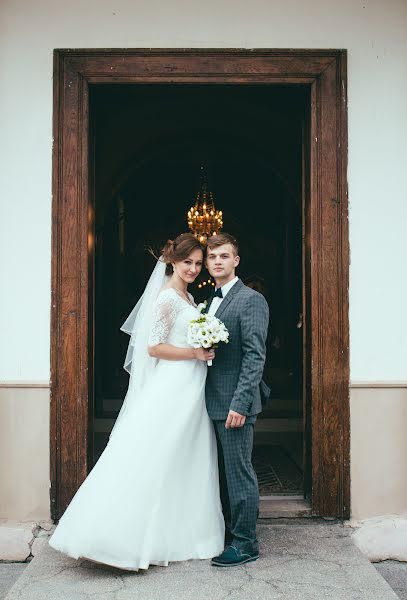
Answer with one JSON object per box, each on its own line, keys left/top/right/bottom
{"left": 205, "top": 232, "right": 269, "bottom": 567}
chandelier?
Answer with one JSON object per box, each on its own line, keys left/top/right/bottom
{"left": 187, "top": 167, "right": 223, "bottom": 244}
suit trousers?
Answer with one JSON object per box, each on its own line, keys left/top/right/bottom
{"left": 213, "top": 419, "right": 259, "bottom": 554}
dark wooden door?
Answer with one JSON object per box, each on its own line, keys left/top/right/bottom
{"left": 87, "top": 111, "right": 96, "bottom": 471}
{"left": 302, "top": 106, "right": 312, "bottom": 500}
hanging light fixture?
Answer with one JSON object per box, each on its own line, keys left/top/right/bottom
{"left": 187, "top": 166, "right": 223, "bottom": 244}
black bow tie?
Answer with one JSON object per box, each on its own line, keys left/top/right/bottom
{"left": 213, "top": 288, "right": 223, "bottom": 299}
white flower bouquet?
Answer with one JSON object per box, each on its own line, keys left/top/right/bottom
{"left": 187, "top": 306, "right": 229, "bottom": 366}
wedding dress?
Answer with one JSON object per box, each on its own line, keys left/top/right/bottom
{"left": 49, "top": 277, "right": 224, "bottom": 570}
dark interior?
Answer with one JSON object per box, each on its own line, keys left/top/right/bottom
{"left": 90, "top": 83, "right": 308, "bottom": 494}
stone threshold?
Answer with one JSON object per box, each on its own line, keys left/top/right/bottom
{"left": 259, "top": 495, "right": 312, "bottom": 518}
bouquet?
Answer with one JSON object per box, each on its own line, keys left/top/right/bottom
{"left": 187, "top": 303, "right": 229, "bottom": 366}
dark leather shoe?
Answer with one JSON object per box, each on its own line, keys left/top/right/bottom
{"left": 211, "top": 545, "right": 259, "bottom": 567}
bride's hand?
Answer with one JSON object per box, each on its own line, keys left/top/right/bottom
{"left": 194, "top": 348, "right": 215, "bottom": 362}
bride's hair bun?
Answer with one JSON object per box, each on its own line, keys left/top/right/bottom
{"left": 161, "top": 239, "right": 175, "bottom": 270}
{"left": 161, "top": 233, "right": 204, "bottom": 276}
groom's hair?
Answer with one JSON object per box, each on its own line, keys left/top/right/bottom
{"left": 206, "top": 232, "right": 239, "bottom": 256}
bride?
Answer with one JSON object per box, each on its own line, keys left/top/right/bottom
{"left": 48, "top": 233, "right": 225, "bottom": 570}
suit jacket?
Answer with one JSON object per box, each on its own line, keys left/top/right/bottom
{"left": 205, "top": 279, "right": 270, "bottom": 420}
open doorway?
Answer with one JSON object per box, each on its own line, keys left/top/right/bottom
{"left": 51, "top": 49, "right": 349, "bottom": 521}
{"left": 90, "top": 83, "right": 308, "bottom": 501}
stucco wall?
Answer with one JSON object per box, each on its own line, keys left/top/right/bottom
{"left": 0, "top": 386, "right": 50, "bottom": 520}
{"left": 0, "top": 0, "right": 406, "bottom": 520}
{"left": 0, "top": 0, "right": 406, "bottom": 381}
{"left": 350, "top": 385, "right": 407, "bottom": 519}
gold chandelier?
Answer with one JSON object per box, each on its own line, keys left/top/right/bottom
{"left": 187, "top": 167, "right": 223, "bottom": 244}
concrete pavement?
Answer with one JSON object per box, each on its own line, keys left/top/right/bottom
{"left": 4, "top": 521, "right": 400, "bottom": 600}
{"left": 375, "top": 561, "right": 407, "bottom": 600}
{"left": 0, "top": 564, "right": 28, "bottom": 600}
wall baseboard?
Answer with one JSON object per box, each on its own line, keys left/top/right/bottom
{"left": 1, "top": 380, "right": 406, "bottom": 390}
{"left": 351, "top": 381, "right": 407, "bottom": 389}
{"left": 0, "top": 382, "right": 50, "bottom": 388}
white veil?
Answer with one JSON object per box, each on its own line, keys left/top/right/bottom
{"left": 109, "top": 257, "right": 169, "bottom": 440}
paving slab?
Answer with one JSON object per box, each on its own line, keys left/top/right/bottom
{"left": 4, "top": 522, "right": 399, "bottom": 600}
{"left": 0, "top": 564, "right": 28, "bottom": 600}
{"left": 375, "top": 561, "right": 407, "bottom": 600}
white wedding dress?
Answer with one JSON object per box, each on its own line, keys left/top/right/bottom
{"left": 49, "top": 287, "right": 224, "bottom": 570}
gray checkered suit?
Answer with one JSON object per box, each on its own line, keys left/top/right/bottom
{"left": 205, "top": 279, "right": 269, "bottom": 554}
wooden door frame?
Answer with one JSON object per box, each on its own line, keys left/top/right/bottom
{"left": 51, "top": 49, "right": 349, "bottom": 521}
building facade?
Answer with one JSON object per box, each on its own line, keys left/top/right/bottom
{"left": 0, "top": 0, "right": 406, "bottom": 527}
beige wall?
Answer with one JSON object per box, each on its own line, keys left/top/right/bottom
{"left": 1, "top": 383, "right": 407, "bottom": 520}
{"left": 0, "top": 385, "right": 50, "bottom": 520}
{"left": 350, "top": 385, "right": 407, "bottom": 520}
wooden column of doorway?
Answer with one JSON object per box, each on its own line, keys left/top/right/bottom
{"left": 51, "top": 49, "right": 349, "bottom": 521}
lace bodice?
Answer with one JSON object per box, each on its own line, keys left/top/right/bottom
{"left": 148, "top": 288, "right": 199, "bottom": 347}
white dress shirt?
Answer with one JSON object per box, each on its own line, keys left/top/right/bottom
{"left": 207, "top": 276, "right": 239, "bottom": 316}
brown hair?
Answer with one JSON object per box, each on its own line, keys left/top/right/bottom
{"left": 161, "top": 233, "right": 204, "bottom": 276}
{"left": 206, "top": 232, "right": 239, "bottom": 256}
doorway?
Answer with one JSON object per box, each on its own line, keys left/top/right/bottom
{"left": 50, "top": 49, "right": 349, "bottom": 521}
{"left": 90, "top": 84, "right": 307, "bottom": 500}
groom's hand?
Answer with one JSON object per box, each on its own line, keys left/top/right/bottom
{"left": 225, "top": 410, "right": 246, "bottom": 429}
